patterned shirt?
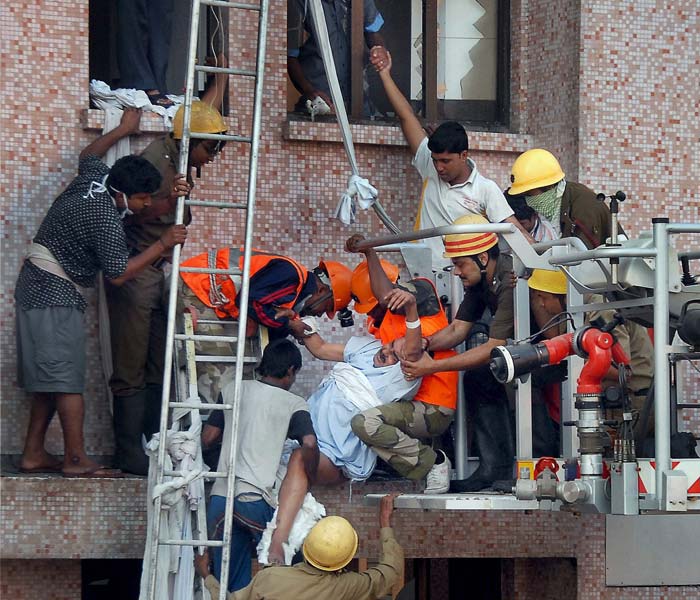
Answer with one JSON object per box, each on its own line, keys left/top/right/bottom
{"left": 14, "top": 155, "right": 129, "bottom": 311}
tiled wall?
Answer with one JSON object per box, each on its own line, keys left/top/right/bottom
{"left": 1, "top": 560, "right": 81, "bottom": 600}
{"left": 2, "top": 476, "right": 699, "bottom": 599}
{"left": 1, "top": 0, "right": 697, "bottom": 478}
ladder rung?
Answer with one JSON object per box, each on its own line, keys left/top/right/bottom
{"left": 165, "top": 470, "right": 229, "bottom": 478}
{"left": 194, "top": 355, "right": 258, "bottom": 363}
{"left": 179, "top": 266, "right": 242, "bottom": 275}
{"left": 189, "top": 132, "right": 252, "bottom": 144}
{"left": 200, "top": 0, "right": 260, "bottom": 10}
{"left": 185, "top": 199, "right": 247, "bottom": 209}
{"left": 676, "top": 404, "right": 700, "bottom": 409}
{"left": 175, "top": 333, "right": 238, "bottom": 343}
{"left": 160, "top": 539, "right": 225, "bottom": 547}
{"left": 169, "top": 401, "right": 233, "bottom": 410}
{"left": 195, "top": 65, "right": 256, "bottom": 78}
{"left": 195, "top": 319, "right": 236, "bottom": 325}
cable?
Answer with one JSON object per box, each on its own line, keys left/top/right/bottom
{"left": 516, "top": 311, "right": 575, "bottom": 344}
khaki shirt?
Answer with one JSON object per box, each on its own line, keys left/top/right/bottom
{"left": 204, "top": 527, "right": 403, "bottom": 600}
{"left": 124, "top": 134, "right": 192, "bottom": 256}
{"left": 559, "top": 181, "right": 619, "bottom": 249}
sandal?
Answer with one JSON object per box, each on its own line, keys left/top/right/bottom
{"left": 146, "top": 91, "right": 175, "bottom": 108}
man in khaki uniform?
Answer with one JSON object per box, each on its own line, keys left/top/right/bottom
{"left": 194, "top": 494, "right": 403, "bottom": 600}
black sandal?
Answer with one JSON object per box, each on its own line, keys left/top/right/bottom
{"left": 146, "top": 91, "right": 175, "bottom": 108}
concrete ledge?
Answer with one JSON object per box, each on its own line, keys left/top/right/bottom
{"left": 282, "top": 118, "right": 533, "bottom": 153}
{"left": 80, "top": 109, "right": 239, "bottom": 135}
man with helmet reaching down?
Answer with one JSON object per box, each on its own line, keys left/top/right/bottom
{"left": 195, "top": 493, "right": 403, "bottom": 600}
{"left": 401, "top": 214, "right": 518, "bottom": 492}
{"left": 509, "top": 148, "right": 616, "bottom": 249}
{"left": 106, "top": 96, "right": 230, "bottom": 475}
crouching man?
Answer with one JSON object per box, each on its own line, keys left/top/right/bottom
{"left": 207, "top": 339, "right": 319, "bottom": 593}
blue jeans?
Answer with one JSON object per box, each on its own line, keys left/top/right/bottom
{"left": 207, "top": 494, "right": 274, "bottom": 592}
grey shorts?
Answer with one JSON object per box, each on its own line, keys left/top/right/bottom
{"left": 16, "top": 305, "right": 86, "bottom": 394}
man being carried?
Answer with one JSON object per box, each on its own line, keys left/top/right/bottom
{"left": 208, "top": 339, "right": 319, "bottom": 592}
{"left": 257, "top": 288, "right": 421, "bottom": 566}
{"left": 345, "top": 236, "right": 458, "bottom": 494}
{"left": 368, "top": 46, "right": 532, "bottom": 267}
{"left": 196, "top": 493, "right": 403, "bottom": 600}
{"left": 16, "top": 113, "right": 186, "bottom": 477}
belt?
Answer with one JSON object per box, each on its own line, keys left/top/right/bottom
{"left": 631, "top": 387, "right": 650, "bottom": 397}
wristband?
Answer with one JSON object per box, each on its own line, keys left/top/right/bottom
{"left": 405, "top": 319, "right": 421, "bottom": 329}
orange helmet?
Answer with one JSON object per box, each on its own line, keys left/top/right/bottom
{"left": 443, "top": 215, "right": 499, "bottom": 258}
{"left": 319, "top": 260, "right": 352, "bottom": 318}
{"left": 351, "top": 259, "right": 400, "bottom": 314}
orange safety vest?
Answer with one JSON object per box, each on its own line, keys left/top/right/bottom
{"left": 368, "top": 284, "right": 458, "bottom": 411}
{"left": 180, "top": 248, "right": 307, "bottom": 320}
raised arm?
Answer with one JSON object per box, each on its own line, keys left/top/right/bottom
{"left": 383, "top": 289, "right": 422, "bottom": 361}
{"left": 369, "top": 46, "right": 426, "bottom": 155}
{"left": 345, "top": 234, "right": 395, "bottom": 302}
{"left": 79, "top": 108, "right": 142, "bottom": 160}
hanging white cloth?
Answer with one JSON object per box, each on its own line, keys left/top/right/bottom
{"left": 139, "top": 408, "right": 208, "bottom": 600}
{"left": 305, "top": 0, "right": 379, "bottom": 225}
{"left": 90, "top": 79, "right": 183, "bottom": 127}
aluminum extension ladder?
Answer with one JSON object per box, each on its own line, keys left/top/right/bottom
{"left": 144, "top": 0, "right": 270, "bottom": 598}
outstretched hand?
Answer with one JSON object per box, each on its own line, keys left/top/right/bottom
{"left": 401, "top": 352, "right": 436, "bottom": 379}
{"left": 194, "top": 550, "right": 211, "bottom": 578}
{"left": 288, "top": 317, "right": 311, "bottom": 339}
{"left": 379, "top": 493, "right": 399, "bottom": 528}
{"left": 370, "top": 46, "right": 392, "bottom": 74}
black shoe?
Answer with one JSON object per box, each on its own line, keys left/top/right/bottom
{"left": 491, "top": 479, "right": 516, "bottom": 494}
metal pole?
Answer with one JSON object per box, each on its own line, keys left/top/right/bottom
{"left": 216, "top": 1, "right": 269, "bottom": 597}
{"left": 147, "top": 1, "right": 202, "bottom": 597}
{"left": 512, "top": 258, "right": 532, "bottom": 461}
{"left": 652, "top": 218, "right": 671, "bottom": 509}
{"left": 451, "top": 273, "right": 467, "bottom": 479}
{"left": 353, "top": 223, "right": 516, "bottom": 251}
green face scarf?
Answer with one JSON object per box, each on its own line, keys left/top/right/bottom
{"left": 525, "top": 181, "right": 564, "bottom": 223}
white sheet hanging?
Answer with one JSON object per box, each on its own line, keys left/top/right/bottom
{"left": 90, "top": 79, "right": 183, "bottom": 127}
{"left": 305, "top": 0, "right": 379, "bottom": 225}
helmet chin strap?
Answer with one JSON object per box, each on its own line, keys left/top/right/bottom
{"left": 471, "top": 254, "right": 489, "bottom": 286}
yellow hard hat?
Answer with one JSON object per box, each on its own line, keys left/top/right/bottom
{"left": 319, "top": 260, "right": 353, "bottom": 318}
{"left": 302, "top": 516, "right": 359, "bottom": 571}
{"left": 528, "top": 269, "right": 568, "bottom": 295}
{"left": 443, "top": 215, "right": 499, "bottom": 258}
{"left": 509, "top": 149, "right": 565, "bottom": 195}
{"left": 351, "top": 259, "right": 400, "bottom": 314}
{"left": 172, "top": 102, "right": 227, "bottom": 139}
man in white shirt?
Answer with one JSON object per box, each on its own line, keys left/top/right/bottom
{"left": 369, "top": 46, "right": 532, "bottom": 267}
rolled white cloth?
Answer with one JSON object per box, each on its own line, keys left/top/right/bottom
{"left": 335, "top": 174, "right": 379, "bottom": 225}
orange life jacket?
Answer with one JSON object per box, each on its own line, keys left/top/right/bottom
{"left": 368, "top": 285, "right": 458, "bottom": 411}
{"left": 180, "top": 248, "right": 307, "bottom": 320}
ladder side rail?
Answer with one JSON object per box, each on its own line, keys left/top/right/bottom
{"left": 147, "top": 0, "right": 204, "bottom": 597}
{"left": 217, "top": 3, "right": 270, "bottom": 598}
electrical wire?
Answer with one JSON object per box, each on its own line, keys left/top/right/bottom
{"left": 516, "top": 311, "right": 575, "bottom": 344}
